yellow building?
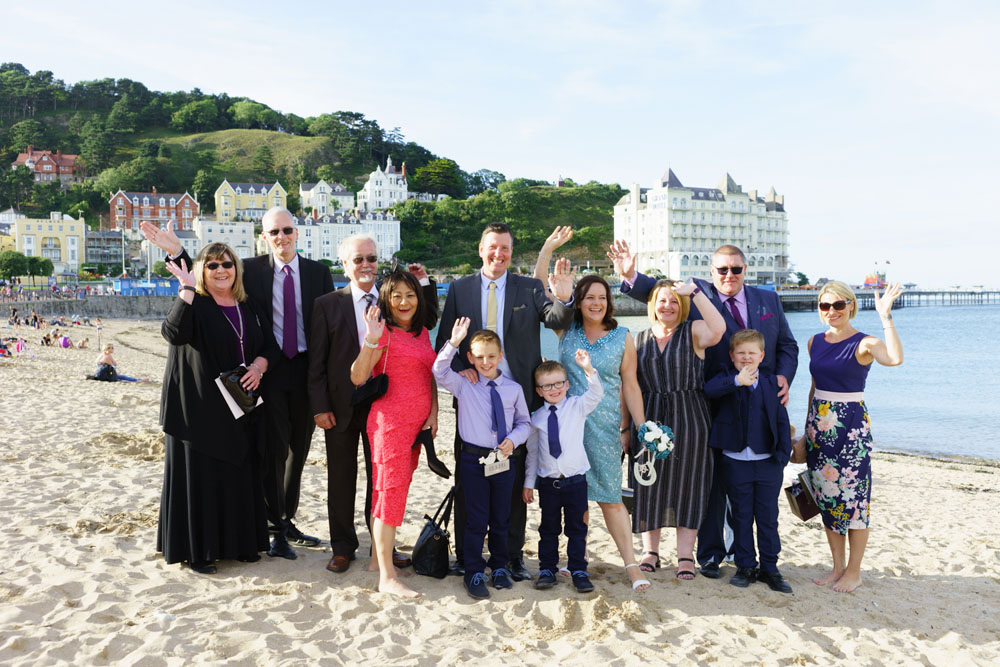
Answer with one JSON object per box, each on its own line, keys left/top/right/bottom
{"left": 214, "top": 180, "right": 287, "bottom": 221}
{"left": 0, "top": 232, "right": 15, "bottom": 253}
{"left": 11, "top": 212, "right": 86, "bottom": 274}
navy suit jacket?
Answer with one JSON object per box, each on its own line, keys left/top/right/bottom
{"left": 703, "top": 370, "right": 792, "bottom": 466}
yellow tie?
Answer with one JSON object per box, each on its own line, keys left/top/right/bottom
{"left": 486, "top": 281, "right": 497, "bottom": 331}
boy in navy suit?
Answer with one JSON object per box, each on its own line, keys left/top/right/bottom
{"left": 703, "top": 329, "right": 793, "bottom": 593}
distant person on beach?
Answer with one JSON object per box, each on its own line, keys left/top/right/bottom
{"left": 157, "top": 242, "right": 279, "bottom": 575}
{"left": 803, "top": 280, "right": 903, "bottom": 593}
{"left": 93, "top": 343, "right": 147, "bottom": 382}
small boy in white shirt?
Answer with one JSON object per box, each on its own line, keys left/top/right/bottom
{"left": 523, "top": 350, "right": 603, "bottom": 593}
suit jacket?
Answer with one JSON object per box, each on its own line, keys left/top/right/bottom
{"left": 622, "top": 272, "right": 798, "bottom": 386}
{"left": 435, "top": 271, "right": 574, "bottom": 411}
{"left": 307, "top": 280, "right": 439, "bottom": 433}
{"left": 702, "top": 370, "right": 792, "bottom": 466}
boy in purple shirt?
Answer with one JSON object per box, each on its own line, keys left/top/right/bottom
{"left": 433, "top": 317, "right": 530, "bottom": 600}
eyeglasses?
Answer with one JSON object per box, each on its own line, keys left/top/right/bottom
{"left": 538, "top": 380, "right": 568, "bottom": 391}
{"left": 713, "top": 265, "right": 744, "bottom": 275}
{"left": 266, "top": 227, "right": 295, "bottom": 237}
{"left": 819, "top": 300, "right": 849, "bottom": 312}
{"left": 351, "top": 255, "right": 379, "bottom": 265}
{"left": 205, "top": 261, "right": 235, "bottom": 270}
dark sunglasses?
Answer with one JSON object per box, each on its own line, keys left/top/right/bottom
{"left": 265, "top": 227, "right": 295, "bottom": 237}
{"left": 714, "top": 265, "right": 744, "bottom": 275}
{"left": 819, "top": 300, "right": 849, "bottom": 312}
{"left": 351, "top": 255, "right": 379, "bottom": 265}
{"left": 205, "top": 261, "right": 235, "bottom": 270}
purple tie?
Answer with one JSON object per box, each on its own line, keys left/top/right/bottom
{"left": 547, "top": 405, "right": 562, "bottom": 458}
{"left": 726, "top": 297, "right": 746, "bottom": 330}
{"left": 488, "top": 380, "right": 507, "bottom": 444}
{"left": 282, "top": 265, "right": 297, "bottom": 359}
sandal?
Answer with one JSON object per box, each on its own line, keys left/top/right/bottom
{"left": 625, "top": 563, "right": 651, "bottom": 591}
{"left": 676, "top": 557, "right": 696, "bottom": 580}
{"left": 639, "top": 551, "right": 660, "bottom": 573}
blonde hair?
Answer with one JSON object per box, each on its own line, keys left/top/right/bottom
{"left": 103, "top": 343, "right": 114, "bottom": 353}
{"left": 193, "top": 243, "right": 246, "bottom": 302}
{"left": 646, "top": 280, "right": 690, "bottom": 325}
{"left": 729, "top": 328, "right": 764, "bottom": 352}
{"left": 818, "top": 280, "right": 858, "bottom": 319}
{"left": 468, "top": 329, "right": 502, "bottom": 352}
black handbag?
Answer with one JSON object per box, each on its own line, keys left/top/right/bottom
{"left": 412, "top": 487, "right": 454, "bottom": 578}
{"left": 350, "top": 331, "right": 389, "bottom": 407}
{"left": 219, "top": 366, "right": 259, "bottom": 414}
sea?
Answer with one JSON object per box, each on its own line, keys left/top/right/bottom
{"left": 522, "top": 304, "right": 997, "bottom": 462}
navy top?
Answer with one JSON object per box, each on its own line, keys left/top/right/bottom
{"left": 809, "top": 331, "right": 871, "bottom": 393}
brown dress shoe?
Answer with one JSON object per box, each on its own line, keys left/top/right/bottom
{"left": 392, "top": 550, "right": 412, "bottom": 568}
{"left": 327, "top": 554, "right": 351, "bottom": 573}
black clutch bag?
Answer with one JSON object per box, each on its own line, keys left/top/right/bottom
{"left": 350, "top": 372, "right": 388, "bottom": 407}
{"left": 219, "top": 366, "right": 260, "bottom": 414}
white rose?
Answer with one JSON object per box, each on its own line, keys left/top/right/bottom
{"left": 656, "top": 442, "right": 667, "bottom": 452}
{"left": 644, "top": 431, "right": 657, "bottom": 442}
{"left": 644, "top": 421, "right": 657, "bottom": 430}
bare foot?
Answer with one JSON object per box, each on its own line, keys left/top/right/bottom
{"left": 831, "top": 571, "right": 862, "bottom": 593}
{"left": 378, "top": 578, "right": 420, "bottom": 599}
{"left": 368, "top": 562, "right": 411, "bottom": 577}
{"left": 812, "top": 568, "right": 845, "bottom": 586}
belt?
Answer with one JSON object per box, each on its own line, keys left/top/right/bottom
{"left": 814, "top": 389, "right": 864, "bottom": 402}
{"left": 535, "top": 473, "right": 586, "bottom": 489}
{"left": 460, "top": 441, "right": 524, "bottom": 458}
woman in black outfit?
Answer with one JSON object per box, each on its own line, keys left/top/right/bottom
{"left": 158, "top": 242, "right": 278, "bottom": 574}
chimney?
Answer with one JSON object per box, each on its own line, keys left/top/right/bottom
{"left": 152, "top": 186, "right": 157, "bottom": 195}
{"left": 56, "top": 149, "right": 61, "bottom": 158}
{"left": 401, "top": 162, "right": 407, "bottom": 178}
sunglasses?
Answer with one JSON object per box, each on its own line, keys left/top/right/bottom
{"left": 265, "top": 227, "right": 295, "bottom": 237}
{"left": 713, "top": 265, "right": 745, "bottom": 275}
{"left": 538, "top": 380, "right": 568, "bottom": 391}
{"left": 351, "top": 255, "right": 379, "bottom": 265}
{"left": 205, "top": 261, "right": 235, "bottom": 270}
{"left": 819, "top": 300, "right": 850, "bottom": 312}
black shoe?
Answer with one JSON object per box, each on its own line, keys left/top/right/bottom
{"left": 268, "top": 535, "right": 298, "bottom": 560}
{"left": 286, "top": 524, "right": 321, "bottom": 548}
{"left": 508, "top": 558, "right": 531, "bottom": 582}
{"left": 700, "top": 561, "right": 721, "bottom": 579}
{"left": 189, "top": 560, "right": 217, "bottom": 575}
{"left": 535, "top": 569, "right": 557, "bottom": 589}
{"left": 729, "top": 566, "right": 757, "bottom": 588}
{"left": 571, "top": 571, "right": 595, "bottom": 593}
{"left": 491, "top": 568, "right": 513, "bottom": 590}
{"left": 448, "top": 560, "right": 466, "bottom": 576}
{"left": 757, "top": 568, "right": 793, "bottom": 594}
{"left": 414, "top": 429, "right": 451, "bottom": 478}
{"left": 464, "top": 572, "right": 490, "bottom": 600}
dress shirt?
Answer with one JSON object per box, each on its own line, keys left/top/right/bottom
{"left": 721, "top": 286, "right": 748, "bottom": 330}
{"left": 479, "top": 271, "right": 513, "bottom": 380}
{"left": 524, "top": 370, "right": 603, "bottom": 487}
{"left": 724, "top": 379, "right": 771, "bottom": 461}
{"left": 433, "top": 341, "right": 530, "bottom": 448}
{"left": 350, "top": 281, "right": 380, "bottom": 349}
{"left": 271, "top": 254, "right": 306, "bottom": 354}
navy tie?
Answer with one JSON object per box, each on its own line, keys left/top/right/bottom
{"left": 282, "top": 265, "right": 297, "bottom": 358}
{"left": 488, "top": 380, "right": 507, "bottom": 444}
{"left": 548, "top": 405, "right": 562, "bottom": 458}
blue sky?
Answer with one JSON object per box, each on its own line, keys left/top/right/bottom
{"left": 8, "top": 1, "right": 998, "bottom": 287}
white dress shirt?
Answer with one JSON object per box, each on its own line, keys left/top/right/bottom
{"left": 271, "top": 254, "right": 306, "bottom": 354}
{"left": 350, "top": 281, "right": 379, "bottom": 349}
{"left": 524, "top": 370, "right": 603, "bottom": 487}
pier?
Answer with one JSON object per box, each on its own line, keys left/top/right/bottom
{"left": 776, "top": 289, "right": 1000, "bottom": 312}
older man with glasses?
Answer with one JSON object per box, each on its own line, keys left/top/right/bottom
{"left": 608, "top": 241, "right": 798, "bottom": 580}
{"left": 142, "top": 208, "right": 335, "bottom": 560}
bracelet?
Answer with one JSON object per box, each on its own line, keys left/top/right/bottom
{"left": 179, "top": 285, "right": 195, "bottom": 292}
{"left": 363, "top": 338, "right": 379, "bottom": 349}
{"left": 249, "top": 362, "right": 264, "bottom": 375}
{"left": 690, "top": 286, "right": 702, "bottom": 297}
{"left": 620, "top": 427, "right": 630, "bottom": 434}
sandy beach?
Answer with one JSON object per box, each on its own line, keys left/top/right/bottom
{"left": 1, "top": 318, "right": 998, "bottom": 665}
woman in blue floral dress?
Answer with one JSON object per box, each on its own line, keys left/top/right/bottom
{"left": 804, "top": 280, "right": 903, "bottom": 593}
{"left": 557, "top": 275, "right": 650, "bottom": 591}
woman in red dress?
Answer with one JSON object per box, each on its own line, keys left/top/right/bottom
{"left": 351, "top": 270, "right": 438, "bottom": 598}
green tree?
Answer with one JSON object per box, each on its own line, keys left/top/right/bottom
{"left": 795, "top": 271, "right": 809, "bottom": 286}
{"left": 26, "top": 255, "right": 43, "bottom": 286}
{"left": 191, "top": 169, "right": 217, "bottom": 212}
{"left": 38, "top": 258, "right": 54, "bottom": 279}
{"left": 230, "top": 100, "right": 265, "bottom": 128}
{"left": 6, "top": 119, "right": 46, "bottom": 151}
{"left": 465, "top": 168, "right": 506, "bottom": 196}
{"left": 315, "top": 164, "right": 338, "bottom": 183}
{"left": 170, "top": 99, "right": 218, "bottom": 132}
{"left": 410, "top": 158, "right": 465, "bottom": 198}
{"left": 1, "top": 165, "right": 34, "bottom": 210}
{"left": 0, "top": 250, "right": 28, "bottom": 280}
{"left": 252, "top": 145, "right": 275, "bottom": 181}
{"left": 152, "top": 260, "right": 172, "bottom": 277}
{"left": 79, "top": 116, "right": 114, "bottom": 173}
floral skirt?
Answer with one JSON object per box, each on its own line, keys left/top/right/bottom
{"left": 805, "top": 396, "right": 872, "bottom": 534}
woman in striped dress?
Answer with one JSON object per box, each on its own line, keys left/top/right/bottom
{"left": 631, "top": 279, "right": 725, "bottom": 579}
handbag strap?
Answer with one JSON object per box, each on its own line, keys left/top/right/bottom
{"left": 432, "top": 486, "right": 455, "bottom": 529}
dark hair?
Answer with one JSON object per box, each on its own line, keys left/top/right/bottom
{"left": 534, "top": 360, "right": 566, "bottom": 383}
{"left": 480, "top": 222, "right": 513, "bottom": 245}
{"left": 378, "top": 270, "right": 426, "bottom": 337}
{"left": 572, "top": 274, "right": 617, "bottom": 331}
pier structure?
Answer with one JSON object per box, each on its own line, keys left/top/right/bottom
{"left": 775, "top": 289, "right": 1000, "bottom": 312}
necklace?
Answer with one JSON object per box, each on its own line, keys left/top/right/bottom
{"left": 221, "top": 304, "right": 246, "bottom": 365}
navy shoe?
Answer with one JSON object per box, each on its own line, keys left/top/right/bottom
{"left": 729, "top": 566, "right": 757, "bottom": 588}
{"left": 757, "top": 568, "right": 793, "bottom": 594}
{"left": 535, "top": 569, "right": 557, "bottom": 589}
{"left": 491, "top": 568, "right": 513, "bottom": 590}
{"left": 571, "top": 570, "right": 594, "bottom": 593}
{"left": 700, "top": 560, "right": 721, "bottom": 579}
{"left": 464, "top": 572, "right": 490, "bottom": 600}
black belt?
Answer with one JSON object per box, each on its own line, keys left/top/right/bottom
{"left": 535, "top": 473, "right": 586, "bottom": 489}
{"left": 460, "top": 441, "right": 523, "bottom": 458}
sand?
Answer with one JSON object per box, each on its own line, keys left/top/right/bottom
{"left": 1, "top": 318, "right": 998, "bottom": 665}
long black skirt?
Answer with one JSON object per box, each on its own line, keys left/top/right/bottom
{"left": 157, "top": 434, "right": 268, "bottom": 565}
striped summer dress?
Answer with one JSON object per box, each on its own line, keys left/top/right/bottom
{"left": 630, "top": 321, "right": 713, "bottom": 532}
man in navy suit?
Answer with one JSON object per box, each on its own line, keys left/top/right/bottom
{"left": 703, "top": 329, "right": 793, "bottom": 593}
{"left": 609, "top": 241, "right": 797, "bottom": 578}
{"left": 436, "top": 222, "right": 575, "bottom": 580}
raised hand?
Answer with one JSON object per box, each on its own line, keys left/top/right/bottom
{"left": 548, "top": 257, "right": 576, "bottom": 302}
{"left": 874, "top": 282, "right": 903, "bottom": 319}
{"left": 407, "top": 263, "right": 429, "bottom": 281}
{"left": 737, "top": 365, "right": 759, "bottom": 387}
{"left": 574, "top": 348, "right": 594, "bottom": 373}
{"left": 449, "top": 316, "right": 471, "bottom": 347}
{"left": 140, "top": 220, "right": 183, "bottom": 257}
{"left": 542, "top": 226, "right": 573, "bottom": 252}
{"left": 673, "top": 278, "right": 698, "bottom": 296}
{"left": 606, "top": 240, "right": 637, "bottom": 282}
{"left": 363, "top": 305, "right": 384, "bottom": 343}
{"left": 164, "top": 258, "right": 194, "bottom": 286}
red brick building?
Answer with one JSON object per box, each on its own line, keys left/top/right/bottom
{"left": 11, "top": 146, "right": 79, "bottom": 183}
{"left": 109, "top": 187, "right": 200, "bottom": 232}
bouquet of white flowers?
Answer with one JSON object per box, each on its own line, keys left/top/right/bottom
{"left": 633, "top": 421, "right": 675, "bottom": 487}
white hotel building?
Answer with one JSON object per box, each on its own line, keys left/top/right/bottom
{"left": 613, "top": 169, "right": 789, "bottom": 284}
{"left": 255, "top": 210, "right": 401, "bottom": 262}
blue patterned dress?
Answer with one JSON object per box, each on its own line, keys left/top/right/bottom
{"left": 806, "top": 331, "right": 873, "bottom": 534}
{"left": 559, "top": 323, "right": 627, "bottom": 503}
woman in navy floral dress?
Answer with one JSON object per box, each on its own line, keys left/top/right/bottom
{"left": 804, "top": 280, "right": 903, "bottom": 593}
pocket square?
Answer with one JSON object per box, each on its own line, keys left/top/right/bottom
{"left": 760, "top": 312, "right": 774, "bottom": 322}
{"left": 512, "top": 304, "right": 527, "bottom": 311}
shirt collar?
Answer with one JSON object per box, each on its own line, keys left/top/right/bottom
{"left": 273, "top": 253, "right": 300, "bottom": 276}
{"left": 350, "top": 281, "right": 378, "bottom": 302}
{"left": 480, "top": 270, "right": 507, "bottom": 290}
{"left": 716, "top": 285, "right": 746, "bottom": 306}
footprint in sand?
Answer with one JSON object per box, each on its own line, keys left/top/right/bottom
{"left": 83, "top": 430, "right": 164, "bottom": 462}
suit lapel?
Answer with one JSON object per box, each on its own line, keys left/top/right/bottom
{"left": 469, "top": 273, "right": 484, "bottom": 331}
{"left": 338, "top": 285, "right": 360, "bottom": 350}
{"left": 745, "top": 286, "right": 761, "bottom": 330}
{"left": 711, "top": 285, "right": 739, "bottom": 333}
{"left": 299, "top": 257, "right": 313, "bottom": 328}
{"left": 501, "top": 272, "right": 516, "bottom": 338}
